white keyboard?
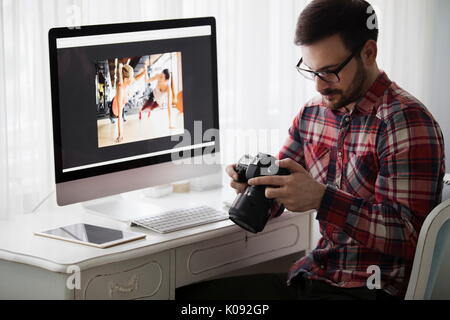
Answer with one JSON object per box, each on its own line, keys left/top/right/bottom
{"left": 130, "top": 205, "right": 229, "bottom": 233}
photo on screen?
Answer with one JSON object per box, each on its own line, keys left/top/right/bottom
{"left": 95, "top": 52, "right": 184, "bottom": 148}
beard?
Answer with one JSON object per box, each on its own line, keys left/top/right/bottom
{"left": 321, "top": 60, "right": 367, "bottom": 111}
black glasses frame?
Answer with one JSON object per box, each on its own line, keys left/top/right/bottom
{"left": 296, "top": 48, "right": 361, "bottom": 83}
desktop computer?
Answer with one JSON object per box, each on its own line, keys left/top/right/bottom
{"left": 48, "top": 17, "right": 225, "bottom": 229}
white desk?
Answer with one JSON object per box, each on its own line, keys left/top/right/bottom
{"left": 0, "top": 187, "right": 313, "bottom": 300}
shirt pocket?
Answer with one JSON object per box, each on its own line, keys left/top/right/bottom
{"left": 344, "top": 151, "right": 378, "bottom": 201}
{"left": 303, "top": 142, "right": 331, "bottom": 184}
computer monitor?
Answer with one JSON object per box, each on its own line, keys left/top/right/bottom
{"left": 48, "top": 17, "right": 221, "bottom": 210}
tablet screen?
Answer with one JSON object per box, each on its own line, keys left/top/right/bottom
{"left": 36, "top": 223, "right": 145, "bottom": 248}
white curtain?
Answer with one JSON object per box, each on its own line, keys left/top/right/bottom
{"left": 0, "top": 0, "right": 447, "bottom": 219}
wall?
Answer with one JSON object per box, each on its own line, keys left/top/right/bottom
{"left": 428, "top": 0, "right": 450, "bottom": 171}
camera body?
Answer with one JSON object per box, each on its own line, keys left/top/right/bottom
{"left": 228, "top": 153, "right": 290, "bottom": 233}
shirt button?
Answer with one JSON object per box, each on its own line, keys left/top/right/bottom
{"left": 320, "top": 265, "right": 325, "bottom": 270}
{"left": 338, "top": 152, "right": 343, "bottom": 157}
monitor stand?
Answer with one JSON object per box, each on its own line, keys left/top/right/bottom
{"left": 82, "top": 192, "right": 164, "bottom": 222}
{"left": 82, "top": 173, "right": 224, "bottom": 222}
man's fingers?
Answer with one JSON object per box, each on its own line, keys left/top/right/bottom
{"left": 248, "top": 175, "right": 288, "bottom": 187}
{"left": 230, "top": 180, "right": 247, "bottom": 194}
{"left": 226, "top": 163, "right": 246, "bottom": 193}
{"left": 225, "top": 164, "right": 238, "bottom": 180}
{"left": 265, "top": 187, "right": 286, "bottom": 199}
{"left": 276, "top": 158, "right": 306, "bottom": 174}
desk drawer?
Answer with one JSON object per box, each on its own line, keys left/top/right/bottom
{"left": 77, "top": 251, "right": 172, "bottom": 300}
{"left": 176, "top": 213, "right": 309, "bottom": 287}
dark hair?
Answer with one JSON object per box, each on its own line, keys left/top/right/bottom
{"left": 295, "top": 0, "right": 378, "bottom": 52}
{"left": 163, "top": 69, "right": 170, "bottom": 80}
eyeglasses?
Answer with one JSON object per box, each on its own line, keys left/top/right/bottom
{"left": 296, "top": 48, "right": 361, "bottom": 83}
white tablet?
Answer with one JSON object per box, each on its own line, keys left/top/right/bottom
{"left": 34, "top": 223, "right": 146, "bottom": 249}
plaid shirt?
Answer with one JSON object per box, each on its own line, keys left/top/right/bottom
{"left": 277, "top": 72, "right": 445, "bottom": 298}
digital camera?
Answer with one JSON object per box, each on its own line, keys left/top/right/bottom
{"left": 228, "top": 153, "right": 290, "bottom": 233}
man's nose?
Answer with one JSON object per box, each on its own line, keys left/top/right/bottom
{"left": 315, "top": 76, "right": 331, "bottom": 93}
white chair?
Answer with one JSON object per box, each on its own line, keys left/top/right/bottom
{"left": 405, "top": 197, "right": 450, "bottom": 299}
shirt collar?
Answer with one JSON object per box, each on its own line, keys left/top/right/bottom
{"left": 354, "top": 71, "right": 392, "bottom": 115}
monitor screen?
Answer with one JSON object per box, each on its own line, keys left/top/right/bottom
{"left": 48, "top": 18, "right": 221, "bottom": 205}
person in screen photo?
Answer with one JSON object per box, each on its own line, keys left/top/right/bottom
{"left": 95, "top": 52, "right": 184, "bottom": 148}
{"left": 139, "top": 58, "right": 177, "bottom": 129}
{"left": 111, "top": 59, "right": 147, "bottom": 143}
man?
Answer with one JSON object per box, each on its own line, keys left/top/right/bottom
{"left": 176, "top": 0, "right": 445, "bottom": 300}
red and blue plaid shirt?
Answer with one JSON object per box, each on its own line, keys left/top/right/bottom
{"left": 277, "top": 72, "right": 445, "bottom": 298}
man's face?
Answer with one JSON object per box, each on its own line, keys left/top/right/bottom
{"left": 301, "top": 34, "right": 367, "bottom": 110}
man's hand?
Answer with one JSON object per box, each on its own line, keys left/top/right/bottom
{"left": 248, "top": 158, "right": 326, "bottom": 212}
{"left": 226, "top": 164, "right": 248, "bottom": 194}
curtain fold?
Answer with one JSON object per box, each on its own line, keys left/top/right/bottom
{"left": 0, "top": 0, "right": 446, "bottom": 219}
{"left": 1, "top": 0, "right": 55, "bottom": 217}
{"left": 1, "top": 1, "right": 8, "bottom": 218}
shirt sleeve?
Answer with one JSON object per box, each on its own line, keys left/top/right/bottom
{"left": 278, "top": 111, "right": 306, "bottom": 167}
{"left": 316, "top": 107, "right": 445, "bottom": 261}
{"left": 269, "top": 109, "right": 307, "bottom": 218}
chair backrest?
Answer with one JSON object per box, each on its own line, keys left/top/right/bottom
{"left": 405, "top": 198, "right": 450, "bottom": 300}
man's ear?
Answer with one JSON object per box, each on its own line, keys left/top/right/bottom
{"left": 361, "top": 40, "right": 378, "bottom": 67}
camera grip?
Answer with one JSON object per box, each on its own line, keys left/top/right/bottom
{"left": 234, "top": 163, "right": 248, "bottom": 183}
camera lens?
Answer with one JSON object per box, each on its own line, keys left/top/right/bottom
{"left": 228, "top": 186, "right": 272, "bottom": 233}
